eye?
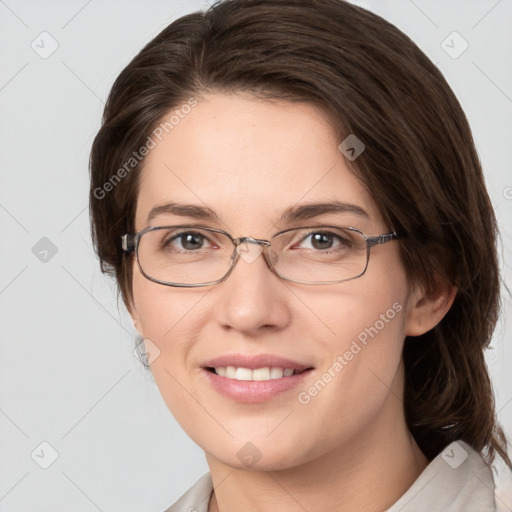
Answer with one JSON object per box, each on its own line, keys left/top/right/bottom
{"left": 163, "top": 231, "right": 216, "bottom": 251}
{"left": 296, "top": 231, "right": 351, "bottom": 251}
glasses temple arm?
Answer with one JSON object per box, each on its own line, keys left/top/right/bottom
{"left": 121, "top": 234, "right": 136, "bottom": 252}
{"left": 366, "top": 232, "right": 399, "bottom": 248}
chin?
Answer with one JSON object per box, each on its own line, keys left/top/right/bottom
{"left": 204, "top": 435, "right": 315, "bottom": 472}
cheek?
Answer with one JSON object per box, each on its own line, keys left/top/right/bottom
{"left": 290, "top": 294, "right": 407, "bottom": 457}
{"left": 131, "top": 271, "right": 206, "bottom": 388}
{"left": 325, "top": 301, "right": 405, "bottom": 379}
{"left": 131, "top": 273, "right": 208, "bottom": 424}
{"left": 132, "top": 269, "right": 199, "bottom": 338}
{"left": 302, "top": 275, "right": 409, "bottom": 403}
{"left": 331, "top": 299, "right": 407, "bottom": 390}
{"left": 296, "top": 267, "right": 408, "bottom": 355}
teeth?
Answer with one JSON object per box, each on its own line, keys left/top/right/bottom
{"left": 236, "top": 367, "right": 253, "bottom": 380}
{"left": 213, "top": 366, "right": 297, "bottom": 381}
{"left": 251, "top": 367, "right": 270, "bottom": 380}
{"left": 270, "top": 367, "right": 282, "bottom": 379}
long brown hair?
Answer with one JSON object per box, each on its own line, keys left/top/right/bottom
{"left": 89, "top": 0, "right": 510, "bottom": 466}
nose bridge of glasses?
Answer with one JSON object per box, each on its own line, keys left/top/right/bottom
{"left": 230, "top": 236, "right": 275, "bottom": 267}
{"left": 233, "top": 236, "right": 271, "bottom": 247}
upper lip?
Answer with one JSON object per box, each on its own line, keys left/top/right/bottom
{"left": 201, "top": 353, "right": 314, "bottom": 372}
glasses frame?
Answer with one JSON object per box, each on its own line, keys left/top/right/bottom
{"left": 121, "top": 224, "right": 399, "bottom": 287}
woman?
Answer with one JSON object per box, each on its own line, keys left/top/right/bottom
{"left": 89, "top": 0, "right": 510, "bottom": 510}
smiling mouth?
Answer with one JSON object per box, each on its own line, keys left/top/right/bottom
{"left": 204, "top": 366, "right": 313, "bottom": 381}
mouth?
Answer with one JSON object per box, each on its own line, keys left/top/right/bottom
{"left": 200, "top": 357, "right": 315, "bottom": 402}
{"left": 203, "top": 366, "right": 313, "bottom": 380}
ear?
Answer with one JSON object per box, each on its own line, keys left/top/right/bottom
{"left": 405, "top": 275, "right": 457, "bottom": 337}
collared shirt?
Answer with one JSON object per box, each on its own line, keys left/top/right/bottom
{"left": 164, "top": 440, "right": 496, "bottom": 511}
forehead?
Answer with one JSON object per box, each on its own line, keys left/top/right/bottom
{"left": 135, "top": 93, "right": 383, "bottom": 233}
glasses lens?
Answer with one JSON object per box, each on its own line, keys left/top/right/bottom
{"left": 270, "top": 227, "right": 368, "bottom": 283}
{"left": 136, "top": 226, "right": 369, "bottom": 286}
{"left": 137, "top": 227, "right": 233, "bottom": 285}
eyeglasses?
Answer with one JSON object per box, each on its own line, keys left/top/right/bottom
{"left": 121, "top": 225, "right": 399, "bottom": 287}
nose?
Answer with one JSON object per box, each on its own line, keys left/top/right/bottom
{"left": 212, "top": 241, "right": 291, "bottom": 335}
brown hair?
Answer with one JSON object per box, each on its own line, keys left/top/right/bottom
{"left": 89, "top": 0, "right": 510, "bottom": 466}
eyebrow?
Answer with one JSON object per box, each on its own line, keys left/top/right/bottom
{"left": 279, "top": 201, "right": 369, "bottom": 224}
{"left": 146, "top": 200, "right": 369, "bottom": 225}
{"left": 147, "top": 202, "right": 219, "bottom": 223}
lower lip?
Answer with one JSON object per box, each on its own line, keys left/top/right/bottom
{"left": 201, "top": 368, "right": 314, "bottom": 403}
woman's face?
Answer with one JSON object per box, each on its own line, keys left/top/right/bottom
{"left": 130, "top": 93, "right": 417, "bottom": 470}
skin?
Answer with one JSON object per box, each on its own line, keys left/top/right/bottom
{"left": 128, "top": 93, "right": 456, "bottom": 512}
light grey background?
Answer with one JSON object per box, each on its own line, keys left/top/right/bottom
{"left": 0, "top": 0, "right": 511, "bottom": 510}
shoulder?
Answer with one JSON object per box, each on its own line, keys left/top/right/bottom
{"left": 162, "top": 472, "right": 213, "bottom": 512}
{"left": 386, "top": 440, "right": 497, "bottom": 512}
